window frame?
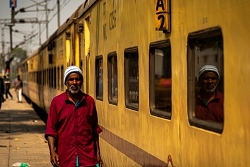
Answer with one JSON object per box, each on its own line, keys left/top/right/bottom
{"left": 149, "top": 39, "right": 172, "bottom": 119}
{"left": 108, "top": 52, "right": 118, "bottom": 105}
{"left": 187, "top": 27, "right": 224, "bottom": 133}
{"left": 96, "top": 56, "right": 103, "bottom": 100}
{"left": 124, "top": 47, "right": 139, "bottom": 111}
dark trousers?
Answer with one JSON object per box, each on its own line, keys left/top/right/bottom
{"left": 5, "top": 88, "right": 13, "bottom": 99}
{"left": 0, "top": 93, "right": 4, "bottom": 109}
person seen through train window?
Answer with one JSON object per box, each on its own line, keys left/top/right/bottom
{"left": 4, "top": 75, "right": 13, "bottom": 100}
{"left": 195, "top": 65, "right": 224, "bottom": 123}
{"left": 45, "top": 66, "right": 103, "bottom": 167}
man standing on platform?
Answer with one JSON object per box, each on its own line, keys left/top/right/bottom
{"left": 0, "top": 74, "right": 5, "bottom": 109}
{"left": 45, "top": 66, "right": 103, "bottom": 167}
{"left": 3, "top": 75, "right": 13, "bottom": 100}
{"left": 14, "top": 75, "right": 23, "bottom": 103}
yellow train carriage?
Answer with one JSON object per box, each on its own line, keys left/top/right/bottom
{"left": 18, "top": 54, "right": 31, "bottom": 98}
{"left": 78, "top": 0, "right": 250, "bottom": 166}
{"left": 20, "top": 0, "right": 250, "bottom": 166}
{"left": 25, "top": 50, "right": 40, "bottom": 107}
{"left": 27, "top": 4, "right": 84, "bottom": 112}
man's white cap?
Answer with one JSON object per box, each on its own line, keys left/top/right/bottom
{"left": 198, "top": 65, "right": 220, "bottom": 81}
{"left": 64, "top": 66, "right": 83, "bottom": 85}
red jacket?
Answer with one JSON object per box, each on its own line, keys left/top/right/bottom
{"left": 45, "top": 92, "right": 102, "bottom": 167}
{"left": 195, "top": 90, "right": 224, "bottom": 123}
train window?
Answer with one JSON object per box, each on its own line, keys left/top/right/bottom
{"left": 96, "top": 56, "right": 103, "bottom": 100}
{"left": 108, "top": 52, "right": 118, "bottom": 105}
{"left": 54, "top": 67, "right": 56, "bottom": 88}
{"left": 57, "top": 67, "right": 60, "bottom": 90}
{"left": 124, "top": 47, "right": 139, "bottom": 110}
{"left": 44, "top": 70, "right": 45, "bottom": 86}
{"left": 39, "top": 71, "right": 42, "bottom": 85}
{"left": 36, "top": 71, "right": 38, "bottom": 84}
{"left": 46, "top": 69, "right": 48, "bottom": 86}
{"left": 50, "top": 68, "right": 53, "bottom": 88}
{"left": 43, "top": 70, "right": 44, "bottom": 85}
{"left": 187, "top": 27, "right": 224, "bottom": 133}
{"left": 61, "top": 66, "right": 64, "bottom": 91}
{"left": 35, "top": 72, "right": 38, "bottom": 84}
{"left": 48, "top": 69, "right": 50, "bottom": 87}
{"left": 42, "top": 70, "right": 44, "bottom": 85}
{"left": 37, "top": 71, "right": 40, "bottom": 84}
{"left": 149, "top": 40, "right": 172, "bottom": 119}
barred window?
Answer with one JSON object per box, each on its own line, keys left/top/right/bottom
{"left": 96, "top": 56, "right": 103, "bottom": 100}
{"left": 124, "top": 47, "right": 139, "bottom": 110}
{"left": 108, "top": 52, "right": 118, "bottom": 104}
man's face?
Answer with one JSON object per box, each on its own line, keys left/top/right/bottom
{"left": 200, "top": 72, "right": 218, "bottom": 93}
{"left": 66, "top": 73, "right": 83, "bottom": 94}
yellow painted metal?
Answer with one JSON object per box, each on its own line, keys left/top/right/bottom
{"left": 75, "top": 34, "right": 80, "bottom": 67}
{"left": 19, "top": 0, "right": 250, "bottom": 166}
{"left": 88, "top": 0, "right": 250, "bottom": 166}
{"left": 65, "top": 40, "right": 70, "bottom": 64}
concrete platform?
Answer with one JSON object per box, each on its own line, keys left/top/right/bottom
{"left": 0, "top": 89, "right": 50, "bottom": 167}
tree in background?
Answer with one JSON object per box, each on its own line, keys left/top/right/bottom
{"left": 7, "top": 48, "right": 28, "bottom": 84}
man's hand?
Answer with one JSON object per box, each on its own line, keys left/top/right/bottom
{"left": 50, "top": 151, "right": 60, "bottom": 167}
{"left": 97, "top": 154, "right": 103, "bottom": 167}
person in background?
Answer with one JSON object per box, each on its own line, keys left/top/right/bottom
{"left": 195, "top": 65, "right": 224, "bottom": 123}
{"left": 0, "top": 74, "right": 5, "bottom": 109}
{"left": 3, "top": 75, "right": 13, "bottom": 100}
{"left": 13, "top": 75, "right": 23, "bottom": 103}
{"left": 45, "top": 66, "right": 103, "bottom": 167}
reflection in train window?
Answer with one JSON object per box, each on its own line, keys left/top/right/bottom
{"left": 108, "top": 52, "right": 118, "bottom": 105}
{"left": 149, "top": 40, "right": 172, "bottom": 119}
{"left": 187, "top": 27, "right": 224, "bottom": 133}
{"left": 124, "top": 47, "right": 139, "bottom": 110}
{"left": 96, "top": 56, "right": 103, "bottom": 100}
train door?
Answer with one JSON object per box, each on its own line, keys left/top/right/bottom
{"left": 83, "top": 16, "right": 91, "bottom": 94}
{"left": 74, "top": 22, "right": 80, "bottom": 68}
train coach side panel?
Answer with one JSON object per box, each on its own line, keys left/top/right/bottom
{"left": 19, "top": 0, "right": 250, "bottom": 166}
{"left": 91, "top": 0, "right": 250, "bottom": 166}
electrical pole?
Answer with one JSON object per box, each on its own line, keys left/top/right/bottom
{"left": 1, "top": 28, "right": 5, "bottom": 73}
{"left": 45, "top": 0, "right": 48, "bottom": 39}
{"left": 10, "top": 7, "right": 15, "bottom": 55}
{"left": 39, "top": 22, "right": 41, "bottom": 45}
{"left": 1, "top": 28, "right": 4, "bottom": 58}
{"left": 57, "top": 0, "right": 60, "bottom": 28}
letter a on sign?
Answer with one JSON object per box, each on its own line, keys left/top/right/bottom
{"left": 155, "top": 0, "right": 170, "bottom": 32}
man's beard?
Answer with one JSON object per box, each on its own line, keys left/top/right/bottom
{"left": 202, "top": 83, "right": 218, "bottom": 93}
{"left": 67, "top": 85, "right": 81, "bottom": 94}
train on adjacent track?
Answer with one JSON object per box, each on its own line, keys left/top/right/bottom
{"left": 18, "top": 0, "right": 250, "bottom": 166}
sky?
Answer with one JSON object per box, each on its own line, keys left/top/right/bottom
{"left": 0, "top": 0, "right": 85, "bottom": 55}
